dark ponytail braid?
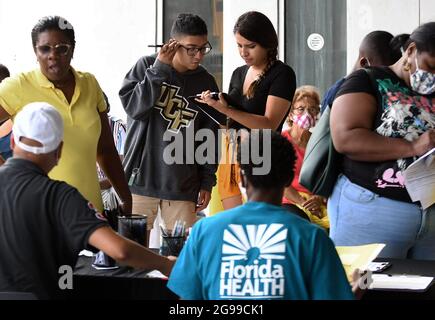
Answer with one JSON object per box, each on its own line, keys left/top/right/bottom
{"left": 246, "top": 49, "right": 277, "bottom": 99}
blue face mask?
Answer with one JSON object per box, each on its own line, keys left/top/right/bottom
{"left": 410, "top": 52, "right": 435, "bottom": 95}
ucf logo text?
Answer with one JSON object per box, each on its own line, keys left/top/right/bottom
{"left": 155, "top": 83, "right": 198, "bottom": 133}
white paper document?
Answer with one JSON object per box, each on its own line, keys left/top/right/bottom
{"left": 146, "top": 270, "right": 168, "bottom": 279}
{"left": 336, "top": 244, "right": 386, "bottom": 281}
{"left": 369, "top": 274, "right": 433, "bottom": 291}
{"left": 403, "top": 147, "right": 435, "bottom": 210}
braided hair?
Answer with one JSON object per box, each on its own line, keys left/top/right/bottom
{"left": 246, "top": 53, "right": 276, "bottom": 99}
{"left": 233, "top": 11, "right": 278, "bottom": 99}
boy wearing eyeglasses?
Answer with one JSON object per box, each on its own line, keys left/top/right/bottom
{"left": 120, "top": 13, "right": 224, "bottom": 243}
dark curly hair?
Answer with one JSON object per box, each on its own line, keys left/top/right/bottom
{"left": 0, "top": 64, "right": 10, "bottom": 82}
{"left": 170, "top": 13, "right": 208, "bottom": 38}
{"left": 237, "top": 130, "right": 296, "bottom": 190}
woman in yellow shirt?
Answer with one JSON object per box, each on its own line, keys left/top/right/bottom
{"left": 0, "top": 16, "right": 131, "bottom": 213}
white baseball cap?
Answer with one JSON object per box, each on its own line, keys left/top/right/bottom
{"left": 13, "top": 102, "right": 64, "bottom": 154}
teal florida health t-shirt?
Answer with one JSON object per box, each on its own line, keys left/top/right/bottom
{"left": 167, "top": 202, "right": 354, "bottom": 300}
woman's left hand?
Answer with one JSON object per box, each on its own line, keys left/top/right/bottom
{"left": 301, "top": 196, "right": 324, "bottom": 218}
{"left": 195, "top": 90, "right": 229, "bottom": 115}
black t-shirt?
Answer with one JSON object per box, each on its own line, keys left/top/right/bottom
{"left": 0, "top": 158, "right": 108, "bottom": 299}
{"left": 227, "top": 60, "right": 296, "bottom": 131}
{"left": 336, "top": 66, "right": 435, "bottom": 202}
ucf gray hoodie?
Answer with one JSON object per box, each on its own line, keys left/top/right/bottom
{"left": 119, "top": 55, "right": 223, "bottom": 202}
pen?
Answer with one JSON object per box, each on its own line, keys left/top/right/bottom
{"left": 182, "top": 221, "right": 186, "bottom": 237}
{"left": 192, "top": 104, "right": 221, "bottom": 125}
{"left": 187, "top": 92, "right": 220, "bottom": 99}
{"left": 148, "top": 44, "right": 164, "bottom": 48}
{"left": 159, "top": 224, "right": 168, "bottom": 237}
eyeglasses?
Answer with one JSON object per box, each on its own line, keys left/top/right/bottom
{"left": 293, "top": 106, "right": 319, "bottom": 114}
{"left": 179, "top": 42, "right": 212, "bottom": 56}
{"left": 35, "top": 43, "right": 72, "bottom": 56}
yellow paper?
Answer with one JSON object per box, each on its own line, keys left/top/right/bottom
{"left": 336, "top": 243, "right": 386, "bottom": 281}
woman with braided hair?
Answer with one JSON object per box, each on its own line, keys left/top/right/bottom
{"left": 198, "top": 11, "right": 296, "bottom": 210}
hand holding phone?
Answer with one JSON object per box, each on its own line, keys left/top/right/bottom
{"left": 188, "top": 92, "right": 220, "bottom": 100}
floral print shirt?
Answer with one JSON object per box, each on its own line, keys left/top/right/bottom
{"left": 336, "top": 67, "right": 434, "bottom": 202}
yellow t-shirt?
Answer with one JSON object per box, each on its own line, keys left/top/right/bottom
{"left": 0, "top": 68, "right": 107, "bottom": 211}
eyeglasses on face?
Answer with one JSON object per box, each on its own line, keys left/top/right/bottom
{"left": 179, "top": 42, "right": 212, "bottom": 56}
{"left": 35, "top": 43, "right": 72, "bottom": 56}
{"left": 293, "top": 106, "right": 319, "bottom": 114}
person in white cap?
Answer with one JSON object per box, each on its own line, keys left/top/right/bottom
{"left": 0, "top": 102, "right": 174, "bottom": 299}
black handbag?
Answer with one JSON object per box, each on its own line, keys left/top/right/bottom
{"left": 299, "top": 105, "right": 342, "bottom": 197}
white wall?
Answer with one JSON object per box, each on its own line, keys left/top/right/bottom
{"left": 346, "top": 0, "right": 420, "bottom": 73}
{"left": 222, "top": 0, "right": 278, "bottom": 92}
{"left": 346, "top": 0, "right": 435, "bottom": 73}
{"left": 421, "top": 0, "right": 435, "bottom": 24}
{"left": 0, "top": 0, "right": 158, "bottom": 120}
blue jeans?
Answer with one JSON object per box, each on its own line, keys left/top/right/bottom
{"left": 0, "top": 132, "right": 12, "bottom": 160}
{"left": 328, "top": 175, "right": 435, "bottom": 259}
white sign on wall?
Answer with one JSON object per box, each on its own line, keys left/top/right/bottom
{"left": 307, "top": 33, "right": 324, "bottom": 51}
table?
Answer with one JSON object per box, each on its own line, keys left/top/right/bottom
{"left": 363, "top": 258, "right": 435, "bottom": 300}
{"left": 72, "top": 256, "right": 435, "bottom": 300}
{"left": 72, "top": 256, "right": 178, "bottom": 300}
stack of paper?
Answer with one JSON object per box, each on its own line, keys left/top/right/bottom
{"left": 336, "top": 243, "right": 386, "bottom": 281}
{"left": 369, "top": 274, "right": 433, "bottom": 291}
{"left": 403, "top": 147, "right": 435, "bottom": 209}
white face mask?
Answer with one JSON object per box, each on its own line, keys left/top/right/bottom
{"left": 410, "top": 52, "right": 435, "bottom": 95}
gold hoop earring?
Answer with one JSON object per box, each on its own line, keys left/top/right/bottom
{"left": 403, "top": 59, "right": 411, "bottom": 72}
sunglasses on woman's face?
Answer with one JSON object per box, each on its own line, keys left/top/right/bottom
{"left": 35, "top": 43, "right": 72, "bottom": 56}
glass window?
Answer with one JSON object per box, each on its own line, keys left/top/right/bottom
{"left": 285, "top": 0, "right": 347, "bottom": 96}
